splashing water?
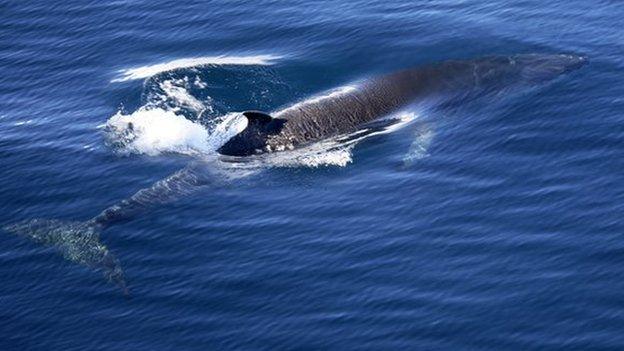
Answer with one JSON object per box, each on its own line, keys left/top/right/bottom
{"left": 106, "top": 108, "right": 210, "bottom": 156}
{"left": 105, "top": 109, "right": 246, "bottom": 156}
{"left": 154, "top": 78, "right": 208, "bottom": 114}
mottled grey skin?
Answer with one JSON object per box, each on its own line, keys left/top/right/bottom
{"left": 219, "top": 54, "right": 588, "bottom": 156}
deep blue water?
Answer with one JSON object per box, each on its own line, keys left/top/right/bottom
{"left": 2, "top": 1, "right": 624, "bottom": 350}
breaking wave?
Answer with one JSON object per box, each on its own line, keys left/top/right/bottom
{"left": 112, "top": 54, "right": 283, "bottom": 82}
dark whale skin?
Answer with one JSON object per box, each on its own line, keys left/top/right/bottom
{"left": 218, "top": 54, "right": 587, "bottom": 156}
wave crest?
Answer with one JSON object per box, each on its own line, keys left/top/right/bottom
{"left": 112, "top": 54, "right": 283, "bottom": 82}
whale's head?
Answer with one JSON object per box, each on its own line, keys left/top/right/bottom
{"left": 515, "top": 54, "right": 589, "bottom": 83}
{"left": 218, "top": 111, "right": 286, "bottom": 156}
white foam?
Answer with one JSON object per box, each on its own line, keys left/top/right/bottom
{"left": 157, "top": 79, "right": 205, "bottom": 113}
{"left": 106, "top": 109, "right": 209, "bottom": 156}
{"left": 105, "top": 109, "right": 247, "bottom": 157}
{"left": 263, "top": 140, "right": 356, "bottom": 168}
{"left": 206, "top": 112, "right": 248, "bottom": 151}
{"left": 112, "top": 54, "right": 283, "bottom": 82}
{"left": 283, "top": 145, "right": 355, "bottom": 168}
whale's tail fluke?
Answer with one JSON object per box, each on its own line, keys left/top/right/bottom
{"left": 2, "top": 165, "right": 211, "bottom": 295}
{"left": 2, "top": 219, "right": 128, "bottom": 295}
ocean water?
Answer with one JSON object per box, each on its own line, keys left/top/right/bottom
{"left": 1, "top": 1, "right": 624, "bottom": 349}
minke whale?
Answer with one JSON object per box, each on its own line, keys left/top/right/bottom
{"left": 218, "top": 54, "right": 587, "bottom": 156}
{"left": 3, "top": 54, "right": 587, "bottom": 294}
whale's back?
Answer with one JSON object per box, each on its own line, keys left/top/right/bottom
{"left": 218, "top": 54, "right": 587, "bottom": 155}
{"left": 269, "top": 54, "right": 587, "bottom": 149}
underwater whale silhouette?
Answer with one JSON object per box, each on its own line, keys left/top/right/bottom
{"left": 3, "top": 54, "right": 588, "bottom": 294}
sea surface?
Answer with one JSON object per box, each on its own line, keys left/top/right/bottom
{"left": 2, "top": 1, "right": 624, "bottom": 350}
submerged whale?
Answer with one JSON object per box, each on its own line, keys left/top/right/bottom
{"left": 3, "top": 53, "right": 587, "bottom": 294}
{"left": 218, "top": 54, "right": 588, "bottom": 156}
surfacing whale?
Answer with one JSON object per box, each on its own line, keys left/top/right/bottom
{"left": 3, "top": 53, "right": 587, "bottom": 294}
{"left": 218, "top": 54, "right": 587, "bottom": 156}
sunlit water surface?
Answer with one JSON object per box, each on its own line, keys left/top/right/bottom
{"left": 2, "top": 1, "right": 624, "bottom": 350}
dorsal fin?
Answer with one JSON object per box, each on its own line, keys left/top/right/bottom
{"left": 243, "top": 110, "right": 273, "bottom": 124}
{"left": 242, "top": 110, "right": 285, "bottom": 134}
